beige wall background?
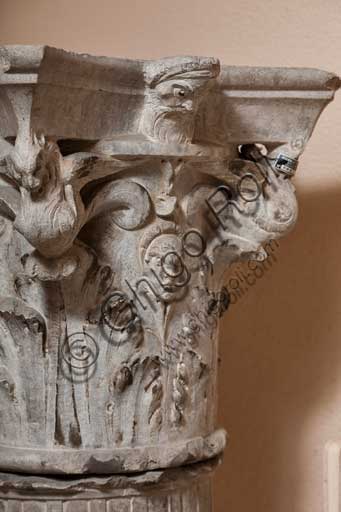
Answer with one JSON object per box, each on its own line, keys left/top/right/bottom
{"left": 1, "top": 1, "right": 340, "bottom": 510}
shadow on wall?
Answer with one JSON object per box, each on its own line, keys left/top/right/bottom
{"left": 214, "top": 185, "right": 341, "bottom": 512}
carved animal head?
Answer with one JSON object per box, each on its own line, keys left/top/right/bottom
{"left": 141, "top": 56, "right": 220, "bottom": 144}
{"left": 2, "top": 133, "right": 59, "bottom": 192}
{"left": 184, "top": 155, "right": 298, "bottom": 272}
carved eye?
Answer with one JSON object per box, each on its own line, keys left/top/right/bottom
{"left": 173, "top": 87, "right": 187, "bottom": 98}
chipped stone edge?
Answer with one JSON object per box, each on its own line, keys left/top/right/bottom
{"left": 0, "top": 429, "right": 227, "bottom": 475}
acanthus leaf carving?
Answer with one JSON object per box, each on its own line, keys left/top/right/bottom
{"left": 0, "top": 134, "right": 152, "bottom": 276}
{"left": 0, "top": 47, "right": 338, "bottom": 483}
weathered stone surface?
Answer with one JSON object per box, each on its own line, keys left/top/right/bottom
{"left": 0, "top": 458, "right": 217, "bottom": 511}
{"left": 0, "top": 45, "right": 339, "bottom": 486}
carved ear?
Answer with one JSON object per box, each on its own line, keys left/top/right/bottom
{"left": 32, "top": 133, "right": 46, "bottom": 148}
{"left": 38, "top": 134, "right": 45, "bottom": 147}
{"left": 86, "top": 180, "right": 151, "bottom": 230}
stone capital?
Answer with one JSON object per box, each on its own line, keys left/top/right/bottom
{"left": 0, "top": 44, "right": 339, "bottom": 510}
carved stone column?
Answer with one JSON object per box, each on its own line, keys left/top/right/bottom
{"left": 0, "top": 45, "right": 339, "bottom": 510}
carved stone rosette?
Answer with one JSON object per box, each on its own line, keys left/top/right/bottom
{"left": 0, "top": 46, "right": 339, "bottom": 510}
